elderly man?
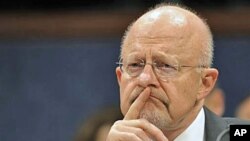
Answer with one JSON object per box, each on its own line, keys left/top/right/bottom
{"left": 106, "top": 4, "right": 248, "bottom": 141}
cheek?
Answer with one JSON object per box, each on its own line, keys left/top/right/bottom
{"left": 178, "top": 72, "right": 201, "bottom": 99}
{"left": 119, "top": 82, "right": 127, "bottom": 115}
{"left": 166, "top": 76, "right": 200, "bottom": 117}
{"left": 119, "top": 76, "right": 133, "bottom": 115}
{"left": 181, "top": 78, "right": 200, "bottom": 104}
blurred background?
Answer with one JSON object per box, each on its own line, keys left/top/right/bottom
{"left": 0, "top": 0, "right": 250, "bottom": 141}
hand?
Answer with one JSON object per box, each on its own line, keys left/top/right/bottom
{"left": 106, "top": 88, "right": 168, "bottom": 141}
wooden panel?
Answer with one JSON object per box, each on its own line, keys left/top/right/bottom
{"left": 0, "top": 8, "right": 249, "bottom": 38}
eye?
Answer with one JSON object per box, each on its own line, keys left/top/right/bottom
{"left": 127, "top": 62, "right": 144, "bottom": 69}
{"left": 164, "top": 64, "right": 176, "bottom": 70}
{"left": 128, "top": 62, "right": 143, "bottom": 67}
{"left": 126, "top": 61, "right": 144, "bottom": 73}
{"left": 155, "top": 62, "right": 177, "bottom": 72}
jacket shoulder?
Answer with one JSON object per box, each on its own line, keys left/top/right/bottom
{"left": 223, "top": 117, "right": 250, "bottom": 126}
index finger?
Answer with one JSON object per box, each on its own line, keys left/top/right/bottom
{"left": 124, "top": 87, "right": 150, "bottom": 120}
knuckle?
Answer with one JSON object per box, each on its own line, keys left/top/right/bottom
{"left": 134, "top": 128, "right": 144, "bottom": 135}
{"left": 113, "top": 120, "right": 123, "bottom": 126}
{"left": 138, "top": 118, "right": 149, "bottom": 125}
{"left": 155, "top": 131, "right": 162, "bottom": 137}
{"left": 113, "top": 120, "right": 124, "bottom": 130}
{"left": 127, "top": 133, "right": 139, "bottom": 140}
{"left": 139, "top": 118, "right": 148, "bottom": 123}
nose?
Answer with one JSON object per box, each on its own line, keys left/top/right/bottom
{"left": 138, "top": 64, "right": 160, "bottom": 88}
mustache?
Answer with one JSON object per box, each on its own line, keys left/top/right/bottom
{"left": 130, "top": 87, "right": 169, "bottom": 108}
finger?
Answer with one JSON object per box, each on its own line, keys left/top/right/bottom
{"left": 108, "top": 122, "right": 143, "bottom": 141}
{"left": 107, "top": 129, "right": 142, "bottom": 141}
{"left": 115, "top": 125, "right": 151, "bottom": 141}
{"left": 140, "top": 119, "right": 168, "bottom": 141}
{"left": 121, "top": 119, "right": 168, "bottom": 141}
{"left": 122, "top": 83, "right": 142, "bottom": 104}
{"left": 129, "top": 86, "right": 144, "bottom": 104}
{"left": 119, "top": 132, "right": 142, "bottom": 141}
{"left": 124, "top": 87, "right": 150, "bottom": 120}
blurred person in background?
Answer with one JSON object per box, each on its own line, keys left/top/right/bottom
{"left": 74, "top": 106, "right": 123, "bottom": 141}
{"left": 204, "top": 83, "right": 225, "bottom": 116}
{"left": 235, "top": 94, "right": 250, "bottom": 120}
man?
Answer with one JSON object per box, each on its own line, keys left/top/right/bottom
{"left": 235, "top": 95, "right": 250, "bottom": 120}
{"left": 106, "top": 4, "right": 249, "bottom": 141}
{"left": 205, "top": 83, "right": 225, "bottom": 117}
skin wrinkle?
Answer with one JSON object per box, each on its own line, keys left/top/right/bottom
{"left": 124, "top": 36, "right": 185, "bottom": 48}
{"left": 130, "top": 86, "right": 144, "bottom": 105}
{"left": 123, "top": 45, "right": 186, "bottom": 66}
{"left": 120, "top": 80, "right": 138, "bottom": 114}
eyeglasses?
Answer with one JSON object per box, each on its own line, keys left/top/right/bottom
{"left": 116, "top": 58, "right": 207, "bottom": 81}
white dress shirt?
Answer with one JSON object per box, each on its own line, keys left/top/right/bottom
{"left": 174, "top": 108, "right": 205, "bottom": 141}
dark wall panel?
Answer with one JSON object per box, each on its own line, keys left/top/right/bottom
{"left": 214, "top": 37, "right": 250, "bottom": 117}
{"left": 0, "top": 37, "right": 250, "bottom": 141}
{"left": 0, "top": 39, "right": 121, "bottom": 141}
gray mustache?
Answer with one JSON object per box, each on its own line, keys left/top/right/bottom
{"left": 130, "top": 87, "right": 169, "bottom": 108}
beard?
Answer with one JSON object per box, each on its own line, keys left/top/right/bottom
{"left": 139, "top": 102, "right": 169, "bottom": 131}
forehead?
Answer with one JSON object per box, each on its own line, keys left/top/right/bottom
{"left": 122, "top": 35, "right": 195, "bottom": 63}
{"left": 121, "top": 7, "right": 203, "bottom": 63}
{"left": 125, "top": 37, "right": 181, "bottom": 53}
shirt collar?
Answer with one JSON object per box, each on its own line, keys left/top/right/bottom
{"left": 174, "top": 108, "right": 205, "bottom": 141}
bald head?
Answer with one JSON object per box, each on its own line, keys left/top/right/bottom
{"left": 121, "top": 4, "right": 213, "bottom": 67}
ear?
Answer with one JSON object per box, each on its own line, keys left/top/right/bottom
{"left": 197, "top": 68, "right": 219, "bottom": 100}
{"left": 116, "top": 67, "right": 122, "bottom": 86}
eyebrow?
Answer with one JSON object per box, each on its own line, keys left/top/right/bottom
{"left": 124, "top": 52, "right": 145, "bottom": 60}
{"left": 152, "top": 51, "right": 178, "bottom": 60}
{"left": 152, "top": 52, "right": 180, "bottom": 65}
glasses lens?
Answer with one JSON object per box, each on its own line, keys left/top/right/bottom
{"left": 154, "top": 62, "right": 178, "bottom": 80}
{"left": 119, "top": 58, "right": 180, "bottom": 80}
{"left": 124, "top": 58, "right": 144, "bottom": 77}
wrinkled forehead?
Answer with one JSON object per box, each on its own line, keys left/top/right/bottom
{"left": 122, "top": 41, "right": 185, "bottom": 63}
{"left": 122, "top": 36, "right": 185, "bottom": 57}
{"left": 124, "top": 47, "right": 180, "bottom": 65}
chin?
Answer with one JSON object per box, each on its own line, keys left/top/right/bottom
{"left": 139, "top": 106, "right": 168, "bottom": 130}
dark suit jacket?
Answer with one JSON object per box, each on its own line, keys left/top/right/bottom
{"left": 204, "top": 107, "right": 250, "bottom": 141}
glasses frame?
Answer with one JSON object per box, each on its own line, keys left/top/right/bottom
{"left": 116, "top": 58, "right": 207, "bottom": 81}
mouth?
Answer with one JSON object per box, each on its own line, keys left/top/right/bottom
{"left": 149, "top": 93, "right": 161, "bottom": 100}
{"left": 130, "top": 88, "right": 168, "bottom": 108}
{"left": 149, "top": 93, "right": 169, "bottom": 109}
{"left": 149, "top": 94, "right": 159, "bottom": 100}
{"left": 130, "top": 93, "right": 158, "bottom": 106}
{"left": 149, "top": 93, "right": 159, "bottom": 99}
